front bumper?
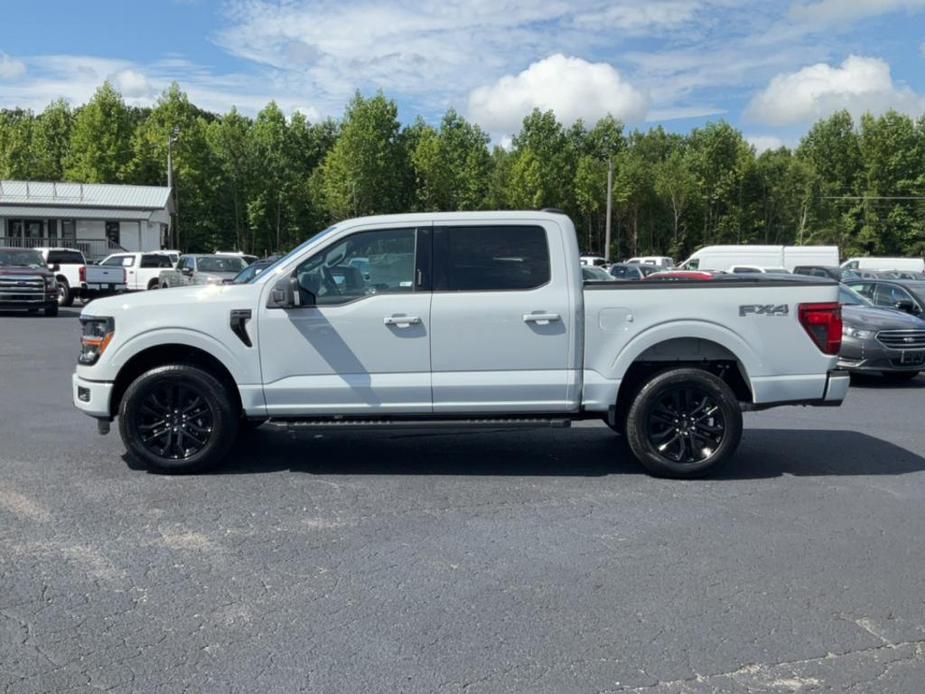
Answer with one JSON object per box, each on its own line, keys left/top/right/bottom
{"left": 838, "top": 335, "right": 925, "bottom": 373}
{"left": 72, "top": 373, "right": 114, "bottom": 418}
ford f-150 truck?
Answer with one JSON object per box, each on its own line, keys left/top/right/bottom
{"left": 72, "top": 211, "right": 848, "bottom": 477}
{"left": 34, "top": 247, "right": 127, "bottom": 306}
{"left": 1, "top": 247, "right": 59, "bottom": 315}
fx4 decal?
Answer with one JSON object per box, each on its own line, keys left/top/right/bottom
{"left": 739, "top": 304, "right": 789, "bottom": 317}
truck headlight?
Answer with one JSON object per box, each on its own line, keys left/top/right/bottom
{"left": 843, "top": 326, "right": 873, "bottom": 339}
{"left": 79, "top": 317, "right": 115, "bottom": 365}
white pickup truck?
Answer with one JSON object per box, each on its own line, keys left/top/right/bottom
{"left": 99, "top": 252, "right": 175, "bottom": 291}
{"left": 72, "top": 211, "right": 848, "bottom": 478}
{"left": 35, "top": 247, "right": 126, "bottom": 306}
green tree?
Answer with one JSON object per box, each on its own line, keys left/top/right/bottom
{"left": 65, "top": 82, "right": 133, "bottom": 182}
{"left": 320, "top": 92, "right": 406, "bottom": 219}
{"left": 0, "top": 109, "right": 36, "bottom": 179}
{"left": 33, "top": 100, "right": 73, "bottom": 180}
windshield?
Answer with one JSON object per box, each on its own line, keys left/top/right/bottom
{"left": 197, "top": 256, "right": 247, "bottom": 273}
{"left": 0, "top": 249, "right": 45, "bottom": 268}
{"left": 839, "top": 285, "right": 873, "bottom": 307}
{"left": 250, "top": 225, "right": 339, "bottom": 284}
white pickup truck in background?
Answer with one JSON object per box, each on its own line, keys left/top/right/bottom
{"left": 99, "top": 252, "right": 175, "bottom": 291}
{"left": 72, "top": 211, "right": 848, "bottom": 478}
{"left": 35, "top": 247, "right": 127, "bottom": 306}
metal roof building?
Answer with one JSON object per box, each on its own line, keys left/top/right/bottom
{"left": 0, "top": 180, "right": 174, "bottom": 259}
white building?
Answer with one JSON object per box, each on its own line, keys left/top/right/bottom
{"left": 0, "top": 180, "right": 173, "bottom": 260}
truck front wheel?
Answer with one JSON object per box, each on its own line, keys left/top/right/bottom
{"left": 625, "top": 368, "right": 742, "bottom": 479}
{"left": 57, "top": 278, "right": 74, "bottom": 307}
{"left": 119, "top": 364, "right": 238, "bottom": 473}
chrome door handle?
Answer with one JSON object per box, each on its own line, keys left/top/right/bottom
{"left": 384, "top": 315, "right": 422, "bottom": 326}
{"left": 523, "top": 313, "right": 561, "bottom": 324}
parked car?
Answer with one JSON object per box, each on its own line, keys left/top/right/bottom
{"left": 579, "top": 255, "right": 608, "bottom": 267}
{"left": 644, "top": 270, "right": 718, "bottom": 281}
{"left": 74, "top": 210, "right": 848, "bottom": 479}
{"left": 625, "top": 255, "right": 675, "bottom": 267}
{"left": 793, "top": 265, "right": 860, "bottom": 282}
{"left": 0, "top": 247, "right": 59, "bottom": 316}
{"left": 158, "top": 254, "right": 249, "bottom": 288}
{"left": 609, "top": 263, "right": 663, "bottom": 280}
{"left": 841, "top": 257, "right": 925, "bottom": 273}
{"left": 34, "top": 246, "right": 126, "bottom": 305}
{"left": 838, "top": 285, "right": 925, "bottom": 380}
{"left": 581, "top": 266, "right": 615, "bottom": 282}
{"left": 844, "top": 279, "right": 925, "bottom": 317}
{"left": 216, "top": 251, "right": 259, "bottom": 266}
{"left": 100, "top": 252, "right": 176, "bottom": 291}
{"left": 727, "top": 265, "right": 791, "bottom": 274}
{"left": 229, "top": 256, "right": 281, "bottom": 284}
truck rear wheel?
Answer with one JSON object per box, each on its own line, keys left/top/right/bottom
{"left": 57, "top": 278, "right": 74, "bottom": 307}
{"left": 119, "top": 364, "right": 238, "bottom": 473}
{"left": 148, "top": 279, "right": 160, "bottom": 290}
{"left": 625, "top": 367, "right": 742, "bottom": 478}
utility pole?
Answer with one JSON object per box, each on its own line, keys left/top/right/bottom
{"left": 604, "top": 158, "right": 613, "bottom": 262}
{"left": 167, "top": 127, "right": 180, "bottom": 249}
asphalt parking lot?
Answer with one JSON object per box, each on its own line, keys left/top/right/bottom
{"left": 1, "top": 308, "right": 924, "bottom": 693}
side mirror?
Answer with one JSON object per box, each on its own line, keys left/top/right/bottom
{"left": 181, "top": 267, "right": 193, "bottom": 275}
{"left": 49, "top": 263, "right": 60, "bottom": 272}
{"left": 270, "top": 275, "right": 315, "bottom": 308}
{"left": 895, "top": 300, "right": 917, "bottom": 314}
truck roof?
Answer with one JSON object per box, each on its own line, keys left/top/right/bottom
{"left": 334, "top": 210, "right": 571, "bottom": 227}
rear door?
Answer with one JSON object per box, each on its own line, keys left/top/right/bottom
{"left": 429, "top": 221, "right": 576, "bottom": 413}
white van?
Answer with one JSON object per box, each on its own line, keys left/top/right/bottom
{"left": 841, "top": 257, "right": 924, "bottom": 272}
{"left": 679, "top": 245, "right": 839, "bottom": 272}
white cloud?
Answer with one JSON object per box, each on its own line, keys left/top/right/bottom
{"left": 109, "top": 69, "right": 155, "bottom": 98}
{"left": 747, "top": 135, "right": 785, "bottom": 153}
{"left": 746, "top": 55, "right": 925, "bottom": 126}
{"left": 789, "top": 0, "right": 925, "bottom": 24}
{"left": 572, "top": 1, "right": 704, "bottom": 33}
{"left": 0, "top": 53, "right": 27, "bottom": 79}
{"left": 467, "top": 54, "right": 647, "bottom": 134}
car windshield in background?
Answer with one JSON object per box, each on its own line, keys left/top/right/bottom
{"left": 197, "top": 256, "right": 247, "bottom": 273}
{"left": 638, "top": 265, "right": 661, "bottom": 276}
{"left": 249, "top": 226, "right": 340, "bottom": 284}
{"left": 839, "top": 286, "right": 873, "bottom": 307}
{"left": 0, "top": 249, "right": 45, "bottom": 268}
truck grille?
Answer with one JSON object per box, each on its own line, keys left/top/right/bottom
{"left": 877, "top": 330, "right": 925, "bottom": 350}
{"left": 0, "top": 276, "right": 45, "bottom": 302}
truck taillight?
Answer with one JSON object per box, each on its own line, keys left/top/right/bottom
{"left": 79, "top": 266, "right": 86, "bottom": 283}
{"left": 798, "top": 302, "right": 842, "bottom": 355}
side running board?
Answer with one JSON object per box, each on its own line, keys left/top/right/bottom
{"left": 267, "top": 417, "right": 572, "bottom": 430}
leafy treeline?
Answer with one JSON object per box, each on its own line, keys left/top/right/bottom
{"left": 1, "top": 82, "right": 924, "bottom": 259}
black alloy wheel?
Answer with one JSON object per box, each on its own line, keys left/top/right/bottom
{"left": 645, "top": 386, "right": 725, "bottom": 465}
{"left": 135, "top": 382, "right": 215, "bottom": 460}
{"left": 119, "top": 364, "right": 239, "bottom": 473}
{"left": 625, "top": 367, "right": 742, "bottom": 478}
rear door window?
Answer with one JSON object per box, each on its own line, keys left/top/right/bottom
{"left": 46, "top": 250, "right": 84, "bottom": 265}
{"left": 141, "top": 254, "right": 172, "bottom": 268}
{"left": 435, "top": 225, "right": 549, "bottom": 291}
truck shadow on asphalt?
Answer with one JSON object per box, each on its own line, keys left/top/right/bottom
{"left": 152, "top": 427, "right": 925, "bottom": 480}
{"left": 847, "top": 374, "right": 925, "bottom": 390}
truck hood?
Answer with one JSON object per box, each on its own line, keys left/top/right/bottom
{"left": 0, "top": 266, "right": 52, "bottom": 278}
{"left": 81, "top": 282, "right": 260, "bottom": 318}
{"left": 842, "top": 304, "right": 925, "bottom": 330}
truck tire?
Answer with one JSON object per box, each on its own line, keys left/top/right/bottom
{"left": 44, "top": 303, "right": 59, "bottom": 317}
{"left": 625, "top": 367, "right": 742, "bottom": 479}
{"left": 57, "top": 278, "right": 74, "bottom": 307}
{"left": 119, "top": 364, "right": 239, "bottom": 473}
{"left": 148, "top": 279, "right": 160, "bottom": 290}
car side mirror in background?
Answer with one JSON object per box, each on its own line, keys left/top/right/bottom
{"left": 895, "top": 300, "right": 917, "bottom": 314}
{"left": 181, "top": 267, "right": 193, "bottom": 275}
{"left": 49, "top": 263, "right": 60, "bottom": 272}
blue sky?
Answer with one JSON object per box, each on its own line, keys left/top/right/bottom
{"left": 1, "top": 0, "right": 924, "bottom": 150}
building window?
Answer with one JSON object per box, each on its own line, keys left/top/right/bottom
{"left": 61, "top": 220, "right": 76, "bottom": 245}
{"left": 47, "top": 219, "right": 58, "bottom": 244}
{"left": 105, "top": 221, "right": 121, "bottom": 248}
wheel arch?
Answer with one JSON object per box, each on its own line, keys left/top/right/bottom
{"left": 109, "top": 343, "right": 242, "bottom": 418}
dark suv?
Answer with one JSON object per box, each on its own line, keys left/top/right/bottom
{"left": 0, "top": 247, "right": 59, "bottom": 316}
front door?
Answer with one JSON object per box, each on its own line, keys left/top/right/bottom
{"left": 428, "top": 222, "right": 575, "bottom": 413}
{"left": 258, "top": 226, "right": 432, "bottom": 416}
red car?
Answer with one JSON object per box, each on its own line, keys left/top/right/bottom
{"left": 644, "top": 270, "right": 717, "bottom": 281}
